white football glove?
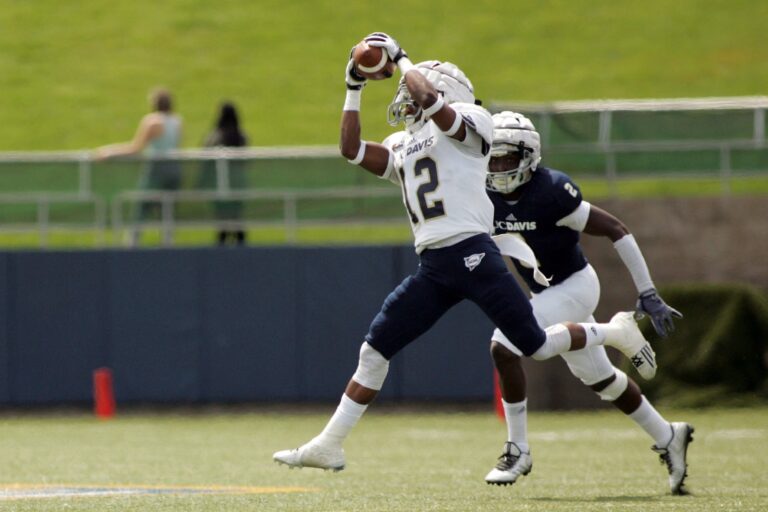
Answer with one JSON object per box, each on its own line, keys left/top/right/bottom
{"left": 365, "top": 32, "right": 408, "bottom": 63}
{"left": 345, "top": 58, "right": 367, "bottom": 91}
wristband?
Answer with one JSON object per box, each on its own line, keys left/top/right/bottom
{"left": 398, "top": 57, "right": 415, "bottom": 75}
{"left": 613, "top": 234, "right": 654, "bottom": 293}
{"left": 348, "top": 141, "right": 367, "bottom": 165}
{"left": 443, "top": 111, "right": 463, "bottom": 136}
{"left": 423, "top": 95, "right": 445, "bottom": 117}
{"left": 343, "top": 89, "right": 362, "bottom": 111}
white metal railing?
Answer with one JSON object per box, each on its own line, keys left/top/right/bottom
{"left": 0, "top": 146, "right": 341, "bottom": 197}
{"left": 0, "top": 147, "right": 349, "bottom": 246}
{"left": 0, "top": 139, "right": 765, "bottom": 198}
{"left": 490, "top": 97, "right": 768, "bottom": 142}
{"left": 489, "top": 96, "right": 768, "bottom": 195}
{"left": 0, "top": 142, "right": 764, "bottom": 246}
{"left": 111, "top": 187, "right": 402, "bottom": 246}
{"left": 0, "top": 97, "right": 767, "bottom": 245}
{"left": 0, "top": 192, "right": 106, "bottom": 246}
{"left": 490, "top": 97, "right": 768, "bottom": 147}
{"left": 540, "top": 139, "right": 766, "bottom": 196}
{"left": 491, "top": 95, "right": 768, "bottom": 112}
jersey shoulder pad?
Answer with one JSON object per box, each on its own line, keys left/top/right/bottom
{"left": 382, "top": 130, "right": 409, "bottom": 152}
{"left": 452, "top": 103, "right": 493, "bottom": 144}
{"left": 380, "top": 131, "right": 408, "bottom": 184}
{"left": 547, "top": 168, "right": 583, "bottom": 213}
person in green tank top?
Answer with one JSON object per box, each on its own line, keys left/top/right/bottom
{"left": 94, "top": 87, "right": 183, "bottom": 246}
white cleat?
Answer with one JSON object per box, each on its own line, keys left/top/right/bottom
{"left": 273, "top": 438, "right": 346, "bottom": 472}
{"left": 485, "top": 442, "right": 532, "bottom": 486}
{"left": 652, "top": 422, "right": 695, "bottom": 495}
{"left": 605, "top": 311, "right": 657, "bottom": 380}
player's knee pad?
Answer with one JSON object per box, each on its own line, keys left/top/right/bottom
{"left": 596, "top": 369, "right": 629, "bottom": 402}
{"left": 531, "top": 323, "right": 570, "bottom": 361}
{"left": 352, "top": 342, "right": 390, "bottom": 391}
{"left": 490, "top": 329, "right": 524, "bottom": 359}
{"left": 490, "top": 340, "right": 520, "bottom": 364}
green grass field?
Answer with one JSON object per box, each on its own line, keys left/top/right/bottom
{"left": 0, "top": 1, "right": 766, "bottom": 151}
{"left": 0, "top": 406, "right": 766, "bottom": 511}
{"left": 1, "top": 1, "right": 767, "bottom": 247}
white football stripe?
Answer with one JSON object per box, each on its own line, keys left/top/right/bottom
{"left": 358, "top": 49, "right": 388, "bottom": 73}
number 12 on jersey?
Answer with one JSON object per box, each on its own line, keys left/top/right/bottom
{"left": 399, "top": 157, "right": 446, "bottom": 224}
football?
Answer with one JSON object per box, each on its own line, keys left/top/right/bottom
{"left": 352, "top": 41, "right": 396, "bottom": 80}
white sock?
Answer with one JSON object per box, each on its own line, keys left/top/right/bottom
{"left": 503, "top": 398, "right": 529, "bottom": 453}
{"left": 628, "top": 396, "right": 672, "bottom": 447}
{"left": 579, "top": 323, "right": 608, "bottom": 347}
{"left": 316, "top": 394, "right": 368, "bottom": 446}
{"left": 533, "top": 324, "right": 572, "bottom": 360}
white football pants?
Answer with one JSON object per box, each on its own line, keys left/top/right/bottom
{"left": 491, "top": 264, "right": 616, "bottom": 385}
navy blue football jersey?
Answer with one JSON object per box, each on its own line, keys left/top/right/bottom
{"left": 487, "top": 167, "right": 588, "bottom": 293}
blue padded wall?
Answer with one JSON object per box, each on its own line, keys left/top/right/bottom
{"left": 10, "top": 252, "right": 108, "bottom": 403}
{"left": 0, "top": 245, "right": 497, "bottom": 405}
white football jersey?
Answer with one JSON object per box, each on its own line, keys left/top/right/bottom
{"left": 381, "top": 103, "right": 494, "bottom": 253}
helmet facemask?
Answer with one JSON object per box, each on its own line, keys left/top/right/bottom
{"left": 387, "top": 61, "right": 474, "bottom": 134}
{"left": 486, "top": 112, "right": 542, "bottom": 194}
{"left": 486, "top": 143, "right": 537, "bottom": 194}
{"left": 387, "top": 79, "right": 425, "bottom": 133}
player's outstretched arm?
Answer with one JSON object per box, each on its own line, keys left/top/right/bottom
{"left": 584, "top": 205, "right": 683, "bottom": 337}
{"left": 367, "top": 32, "right": 466, "bottom": 141}
{"left": 404, "top": 70, "right": 466, "bottom": 141}
{"left": 339, "top": 57, "right": 392, "bottom": 176}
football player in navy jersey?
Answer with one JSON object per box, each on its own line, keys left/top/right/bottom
{"left": 483, "top": 111, "right": 692, "bottom": 494}
{"left": 274, "top": 35, "right": 659, "bottom": 480}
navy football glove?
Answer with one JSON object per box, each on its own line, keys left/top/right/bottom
{"left": 636, "top": 288, "right": 683, "bottom": 338}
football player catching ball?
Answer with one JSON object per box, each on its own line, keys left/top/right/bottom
{"left": 274, "top": 33, "right": 661, "bottom": 484}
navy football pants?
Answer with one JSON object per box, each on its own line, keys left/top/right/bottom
{"left": 365, "top": 233, "right": 546, "bottom": 360}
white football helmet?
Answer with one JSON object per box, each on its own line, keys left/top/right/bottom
{"left": 387, "top": 60, "right": 475, "bottom": 133}
{"left": 486, "top": 111, "right": 541, "bottom": 194}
